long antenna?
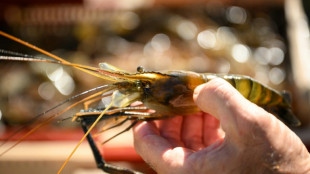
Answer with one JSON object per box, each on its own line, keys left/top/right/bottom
{"left": 0, "top": 87, "right": 114, "bottom": 156}
{"left": 0, "top": 84, "right": 113, "bottom": 147}
{"left": 0, "top": 31, "right": 118, "bottom": 81}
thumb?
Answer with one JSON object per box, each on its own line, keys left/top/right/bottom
{"left": 193, "top": 78, "right": 274, "bottom": 142}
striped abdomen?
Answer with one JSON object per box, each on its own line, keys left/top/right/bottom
{"left": 201, "top": 73, "right": 300, "bottom": 126}
{"left": 216, "top": 74, "right": 285, "bottom": 107}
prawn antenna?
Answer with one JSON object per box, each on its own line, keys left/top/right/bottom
{"left": 0, "top": 49, "right": 44, "bottom": 58}
{"left": 0, "top": 55, "right": 101, "bottom": 73}
{"left": 0, "top": 84, "right": 114, "bottom": 148}
{"left": 0, "top": 31, "right": 119, "bottom": 81}
{"left": 0, "top": 87, "right": 114, "bottom": 157}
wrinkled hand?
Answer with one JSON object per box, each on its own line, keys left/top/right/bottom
{"left": 133, "top": 78, "right": 310, "bottom": 174}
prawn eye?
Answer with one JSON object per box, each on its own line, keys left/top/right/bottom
{"left": 144, "top": 81, "right": 150, "bottom": 89}
{"left": 137, "top": 66, "right": 145, "bottom": 73}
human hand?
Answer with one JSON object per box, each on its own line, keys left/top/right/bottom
{"left": 133, "top": 78, "right": 310, "bottom": 174}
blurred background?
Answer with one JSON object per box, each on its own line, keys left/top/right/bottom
{"left": 0, "top": 0, "right": 309, "bottom": 173}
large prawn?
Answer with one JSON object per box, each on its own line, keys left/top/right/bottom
{"left": 0, "top": 31, "right": 300, "bottom": 174}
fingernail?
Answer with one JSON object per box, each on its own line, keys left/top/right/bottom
{"left": 193, "top": 84, "right": 202, "bottom": 97}
{"left": 193, "top": 84, "right": 205, "bottom": 102}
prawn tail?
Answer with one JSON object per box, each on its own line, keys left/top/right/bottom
{"left": 267, "top": 106, "right": 301, "bottom": 127}
{"left": 275, "top": 91, "right": 300, "bottom": 127}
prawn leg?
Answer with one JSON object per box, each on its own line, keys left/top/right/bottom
{"left": 78, "top": 107, "right": 168, "bottom": 173}
{"left": 100, "top": 119, "right": 139, "bottom": 145}
{"left": 81, "top": 118, "right": 142, "bottom": 174}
